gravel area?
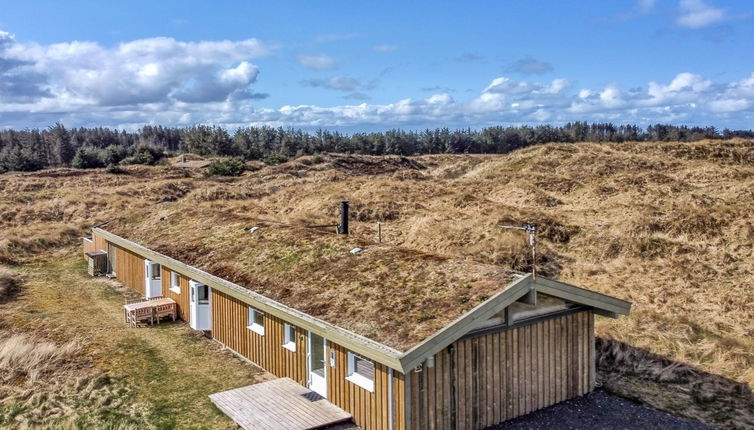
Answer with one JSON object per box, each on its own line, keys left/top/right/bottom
{"left": 488, "top": 390, "right": 713, "bottom": 430}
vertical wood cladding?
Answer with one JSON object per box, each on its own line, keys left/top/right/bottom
{"left": 211, "top": 289, "right": 402, "bottom": 430}
{"left": 83, "top": 235, "right": 597, "bottom": 430}
{"left": 113, "top": 244, "right": 145, "bottom": 296}
{"left": 211, "top": 289, "right": 308, "bottom": 386}
{"left": 161, "top": 267, "right": 191, "bottom": 322}
{"left": 83, "top": 233, "right": 109, "bottom": 255}
{"left": 407, "top": 310, "right": 594, "bottom": 430}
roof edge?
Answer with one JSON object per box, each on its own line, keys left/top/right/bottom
{"left": 533, "top": 276, "right": 632, "bottom": 317}
{"left": 399, "top": 274, "right": 633, "bottom": 370}
{"left": 399, "top": 274, "right": 534, "bottom": 371}
{"left": 93, "top": 228, "right": 405, "bottom": 371}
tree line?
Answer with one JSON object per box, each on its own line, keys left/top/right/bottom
{"left": 0, "top": 122, "right": 752, "bottom": 173}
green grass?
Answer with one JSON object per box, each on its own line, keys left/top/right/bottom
{"left": 1, "top": 247, "right": 264, "bottom": 429}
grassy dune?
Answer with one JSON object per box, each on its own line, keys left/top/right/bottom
{"left": 1, "top": 139, "right": 753, "bottom": 428}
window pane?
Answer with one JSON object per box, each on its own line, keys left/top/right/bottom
{"left": 254, "top": 310, "right": 265, "bottom": 327}
{"left": 151, "top": 263, "right": 161, "bottom": 280}
{"left": 354, "top": 355, "right": 374, "bottom": 381}
{"left": 284, "top": 324, "right": 294, "bottom": 343}
{"left": 198, "top": 285, "right": 209, "bottom": 304}
{"left": 311, "top": 334, "right": 325, "bottom": 377}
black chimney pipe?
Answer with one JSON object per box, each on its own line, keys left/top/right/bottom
{"left": 339, "top": 200, "right": 349, "bottom": 235}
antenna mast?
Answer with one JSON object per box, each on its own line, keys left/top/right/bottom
{"left": 501, "top": 224, "right": 537, "bottom": 280}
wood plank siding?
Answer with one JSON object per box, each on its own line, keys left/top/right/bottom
{"left": 84, "top": 233, "right": 600, "bottom": 430}
{"left": 211, "top": 289, "right": 403, "bottom": 430}
{"left": 82, "top": 234, "right": 108, "bottom": 255}
{"left": 161, "top": 267, "right": 191, "bottom": 322}
{"left": 211, "top": 289, "right": 309, "bottom": 386}
{"left": 113, "top": 244, "right": 146, "bottom": 296}
{"left": 406, "top": 310, "right": 594, "bottom": 430}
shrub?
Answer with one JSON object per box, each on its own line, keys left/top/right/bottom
{"left": 262, "top": 152, "right": 289, "bottom": 165}
{"left": 71, "top": 147, "right": 106, "bottom": 169}
{"left": 103, "top": 144, "right": 129, "bottom": 165}
{"left": 105, "top": 163, "right": 126, "bottom": 174}
{"left": 120, "top": 144, "right": 166, "bottom": 166}
{"left": 207, "top": 157, "right": 246, "bottom": 177}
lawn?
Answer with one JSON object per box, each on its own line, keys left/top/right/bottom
{"left": 0, "top": 247, "right": 265, "bottom": 429}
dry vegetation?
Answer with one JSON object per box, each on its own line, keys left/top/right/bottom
{"left": 107, "top": 207, "right": 517, "bottom": 351}
{"left": 1, "top": 139, "right": 753, "bottom": 428}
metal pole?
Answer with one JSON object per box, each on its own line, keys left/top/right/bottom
{"left": 531, "top": 230, "right": 537, "bottom": 280}
{"left": 378, "top": 222, "right": 382, "bottom": 243}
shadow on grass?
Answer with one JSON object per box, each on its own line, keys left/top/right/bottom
{"left": 596, "top": 338, "right": 754, "bottom": 429}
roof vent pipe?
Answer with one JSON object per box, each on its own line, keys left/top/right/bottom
{"left": 339, "top": 200, "right": 349, "bottom": 235}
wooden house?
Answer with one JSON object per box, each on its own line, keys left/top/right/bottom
{"left": 82, "top": 204, "right": 630, "bottom": 430}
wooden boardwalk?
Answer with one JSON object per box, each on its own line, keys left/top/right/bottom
{"left": 209, "top": 378, "right": 353, "bottom": 430}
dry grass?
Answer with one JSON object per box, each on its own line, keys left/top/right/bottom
{"left": 0, "top": 268, "right": 21, "bottom": 303}
{"left": 0, "top": 249, "right": 265, "bottom": 429}
{"left": 0, "top": 332, "right": 79, "bottom": 384}
{"left": 1, "top": 140, "right": 753, "bottom": 427}
{"left": 107, "top": 209, "right": 516, "bottom": 351}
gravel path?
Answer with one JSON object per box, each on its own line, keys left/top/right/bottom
{"left": 488, "top": 390, "right": 713, "bottom": 430}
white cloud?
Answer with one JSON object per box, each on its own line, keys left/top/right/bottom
{"left": 297, "top": 53, "right": 337, "bottom": 70}
{"left": 0, "top": 31, "right": 268, "bottom": 108}
{"left": 709, "top": 98, "right": 749, "bottom": 112}
{"left": 677, "top": 0, "right": 725, "bottom": 29}
{"left": 2, "top": 29, "right": 754, "bottom": 130}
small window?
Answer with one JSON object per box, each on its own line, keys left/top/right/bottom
{"left": 150, "top": 263, "right": 161, "bottom": 280}
{"left": 346, "top": 352, "right": 374, "bottom": 392}
{"left": 282, "top": 324, "right": 296, "bottom": 352}
{"left": 170, "top": 271, "right": 181, "bottom": 294}
{"left": 247, "top": 307, "right": 265, "bottom": 335}
{"left": 197, "top": 284, "right": 209, "bottom": 304}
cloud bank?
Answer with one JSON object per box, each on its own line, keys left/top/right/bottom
{"left": 1, "top": 30, "right": 754, "bottom": 130}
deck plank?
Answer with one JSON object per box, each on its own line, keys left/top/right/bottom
{"left": 209, "top": 378, "right": 353, "bottom": 430}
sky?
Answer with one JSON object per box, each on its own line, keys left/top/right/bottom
{"left": 1, "top": 0, "right": 754, "bottom": 131}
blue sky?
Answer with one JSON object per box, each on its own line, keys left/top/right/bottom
{"left": 1, "top": 0, "right": 753, "bottom": 130}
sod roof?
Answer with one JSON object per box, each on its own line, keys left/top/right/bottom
{"left": 106, "top": 204, "right": 518, "bottom": 352}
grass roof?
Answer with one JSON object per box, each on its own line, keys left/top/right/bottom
{"left": 106, "top": 203, "right": 517, "bottom": 352}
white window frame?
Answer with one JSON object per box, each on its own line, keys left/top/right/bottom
{"left": 247, "top": 307, "right": 265, "bottom": 336}
{"left": 346, "top": 352, "right": 374, "bottom": 392}
{"left": 169, "top": 271, "right": 181, "bottom": 294}
{"left": 282, "top": 323, "right": 296, "bottom": 352}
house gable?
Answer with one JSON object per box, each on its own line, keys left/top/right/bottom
{"left": 399, "top": 275, "right": 631, "bottom": 370}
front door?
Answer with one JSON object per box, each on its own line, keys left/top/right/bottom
{"left": 189, "top": 280, "right": 211, "bottom": 331}
{"left": 144, "top": 260, "right": 162, "bottom": 298}
{"left": 308, "top": 332, "right": 327, "bottom": 398}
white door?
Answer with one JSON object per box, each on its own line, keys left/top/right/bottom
{"left": 308, "top": 332, "right": 327, "bottom": 398}
{"left": 144, "top": 260, "right": 162, "bottom": 298}
{"left": 189, "top": 280, "right": 212, "bottom": 331}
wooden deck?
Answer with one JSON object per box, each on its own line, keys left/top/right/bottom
{"left": 209, "top": 378, "right": 353, "bottom": 430}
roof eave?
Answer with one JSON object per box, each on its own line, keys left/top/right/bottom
{"left": 398, "top": 274, "right": 632, "bottom": 371}
{"left": 399, "top": 274, "right": 534, "bottom": 371}
{"left": 93, "top": 228, "right": 406, "bottom": 371}
{"left": 532, "top": 276, "right": 632, "bottom": 317}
